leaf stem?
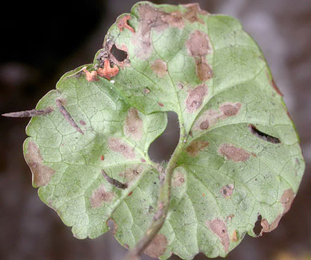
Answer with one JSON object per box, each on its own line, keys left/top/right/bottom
{"left": 125, "top": 121, "right": 187, "bottom": 260}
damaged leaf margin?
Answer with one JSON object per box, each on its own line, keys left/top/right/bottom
{"left": 21, "top": 1, "right": 305, "bottom": 260}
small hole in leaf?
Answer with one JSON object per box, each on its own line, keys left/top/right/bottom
{"left": 111, "top": 44, "right": 127, "bottom": 62}
{"left": 253, "top": 214, "right": 263, "bottom": 236}
{"left": 148, "top": 111, "right": 180, "bottom": 163}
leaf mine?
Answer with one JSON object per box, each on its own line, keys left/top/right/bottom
{"left": 21, "top": 2, "right": 304, "bottom": 259}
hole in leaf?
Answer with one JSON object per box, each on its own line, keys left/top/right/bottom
{"left": 148, "top": 111, "right": 180, "bottom": 163}
{"left": 249, "top": 124, "right": 281, "bottom": 144}
{"left": 110, "top": 44, "right": 127, "bottom": 62}
{"left": 253, "top": 214, "right": 263, "bottom": 236}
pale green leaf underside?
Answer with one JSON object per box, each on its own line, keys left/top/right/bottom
{"left": 24, "top": 1, "right": 304, "bottom": 259}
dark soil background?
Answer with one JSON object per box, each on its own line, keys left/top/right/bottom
{"left": 0, "top": 1, "right": 310, "bottom": 259}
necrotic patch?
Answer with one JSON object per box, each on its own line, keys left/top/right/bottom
{"left": 144, "top": 233, "right": 168, "bottom": 258}
{"left": 108, "top": 138, "right": 135, "bottom": 159}
{"left": 186, "top": 30, "right": 211, "bottom": 57}
{"left": 186, "top": 85, "right": 208, "bottom": 113}
{"left": 186, "top": 140, "right": 209, "bottom": 157}
{"left": 25, "top": 141, "right": 55, "bottom": 187}
{"left": 219, "top": 102, "right": 241, "bottom": 117}
{"left": 220, "top": 184, "right": 234, "bottom": 198}
{"left": 151, "top": 59, "right": 168, "bottom": 78}
{"left": 206, "top": 219, "right": 230, "bottom": 253}
{"left": 124, "top": 108, "right": 143, "bottom": 140}
{"left": 90, "top": 184, "right": 115, "bottom": 208}
{"left": 218, "top": 143, "right": 250, "bottom": 162}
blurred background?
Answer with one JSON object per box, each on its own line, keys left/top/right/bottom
{"left": 0, "top": 0, "right": 310, "bottom": 259}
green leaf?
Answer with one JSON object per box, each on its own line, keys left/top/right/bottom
{"left": 23, "top": 2, "right": 305, "bottom": 259}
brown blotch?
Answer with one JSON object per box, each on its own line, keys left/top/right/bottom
{"left": 281, "top": 189, "right": 295, "bottom": 214}
{"left": 135, "top": 4, "right": 184, "bottom": 59}
{"left": 124, "top": 108, "right": 143, "bottom": 141}
{"left": 206, "top": 219, "right": 230, "bottom": 253}
{"left": 183, "top": 3, "right": 208, "bottom": 24}
{"left": 108, "top": 138, "right": 135, "bottom": 159}
{"left": 259, "top": 189, "right": 295, "bottom": 235}
{"left": 195, "top": 59, "right": 213, "bottom": 81}
{"left": 144, "top": 233, "right": 168, "bottom": 259}
{"left": 90, "top": 184, "right": 115, "bottom": 208}
{"left": 117, "top": 15, "right": 135, "bottom": 33}
{"left": 83, "top": 68, "right": 99, "bottom": 82}
{"left": 200, "top": 119, "right": 209, "bottom": 130}
{"left": 187, "top": 30, "right": 211, "bottom": 57}
{"left": 79, "top": 120, "right": 86, "bottom": 126}
{"left": 151, "top": 59, "right": 168, "bottom": 78}
{"left": 260, "top": 216, "right": 282, "bottom": 235}
{"left": 172, "top": 172, "right": 185, "bottom": 187}
{"left": 231, "top": 230, "right": 238, "bottom": 242}
{"left": 218, "top": 143, "right": 250, "bottom": 162}
{"left": 186, "top": 140, "right": 209, "bottom": 157}
{"left": 25, "top": 141, "right": 55, "bottom": 187}
{"left": 220, "top": 184, "right": 234, "bottom": 198}
{"left": 186, "top": 85, "right": 208, "bottom": 113}
{"left": 119, "top": 165, "right": 144, "bottom": 182}
{"left": 219, "top": 102, "right": 241, "bottom": 117}
{"left": 97, "top": 59, "right": 119, "bottom": 80}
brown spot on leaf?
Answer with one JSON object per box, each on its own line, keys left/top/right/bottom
{"left": 172, "top": 172, "right": 185, "bottom": 187}
{"left": 119, "top": 165, "right": 144, "bottom": 182}
{"left": 108, "top": 138, "right": 135, "bottom": 159}
{"left": 100, "top": 155, "right": 105, "bottom": 161}
{"left": 206, "top": 219, "right": 230, "bottom": 253}
{"left": 199, "top": 119, "right": 209, "bottom": 130}
{"left": 117, "top": 15, "right": 135, "bottom": 33}
{"left": 186, "top": 85, "right": 208, "bottom": 113}
{"left": 187, "top": 30, "right": 211, "bottom": 57}
{"left": 195, "top": 59, "right": 213, "bottom": 81}
{"left": 124, "top": 108, "right": 143, "bottom": 140}
{"left": 220, "top": 184, "right": 234, "bottom": 198}
{"left": 186, "top": 140, "right": 209, "bottom": 157}
{"left": 231, "top": 230, "right": 238, "bottom": 242}
{"left": 135, "top": 4, "right": 184, "bottom": 59}
{"left": 183, "top": 3, "right": 208, "bottom": 23}
{"left": 25, "top": 141, "right": 55, "bottom": 187}
{"left": 158, "top": 102, "right": 164, "bottom": 107}
{"left": 144, "top": 233, "right": 168, "bottom": 258}
{"left": 83, "top": 68, "right": 99, "bottom": 82}
{"left": 97, "top": 59, "right": 119, "bottom": 80}
{"left": 79, "top": 120, "right": 86, "bottom": 126}
{"left": 218, "top": 144, "right": 250, "bottom": 162}
{"left": 151, "top": 59, "right": 168, "bottom": 78}
{"left": 260, "top": 216, "right": 282, "bottom": 235}
{"left": 90, "top": 184, "right": 115, "bottom": 208}
{"left": 186, "top": 30, "right": 213, "bottom": 82}
{"left": 281, "top": 189, "right": 295, "bottom": 214}
{"left": 219, "top": 102, "right": 241, "bottom": 117}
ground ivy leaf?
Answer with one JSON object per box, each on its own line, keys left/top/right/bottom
{"left": 24, "top": 65, "right": 166, "bottom": 239}
{"left": 23, "top": 1, "right": 305, "bottom": 259}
